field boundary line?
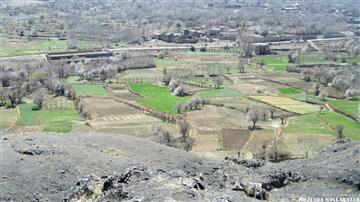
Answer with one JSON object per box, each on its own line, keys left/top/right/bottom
{"left": 326, "top": 102, "right": 358, "bottom": 122}
{"left": 247, "top": 96, "right": 300, "bottom": 115}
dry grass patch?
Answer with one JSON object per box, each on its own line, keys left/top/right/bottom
{"left": 249, "top": 96, "right": 319, "bottom": 114}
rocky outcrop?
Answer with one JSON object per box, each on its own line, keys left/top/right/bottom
{"left": 1, "top": 132, "right": 359, "bottom": 201}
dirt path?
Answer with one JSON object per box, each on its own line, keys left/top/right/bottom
{"left": 325, "top": 103, "right": 335, "bottom": 112}
{"left": 278, "top": 117, "right": 293, "bottom": 138}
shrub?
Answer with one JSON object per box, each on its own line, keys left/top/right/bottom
{"left": 149, "top": 125, "right": 171, "bottom": 145}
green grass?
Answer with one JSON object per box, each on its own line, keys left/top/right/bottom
{"left": 289, "top": 94, "right": 324, "bottom": 105}
{"left": 329, "top": 99, "right": 360, "bottom": 118}
{"left": 18, "top": 103, "right": 39, "bottom": 125}
{"left": 286, "top": 111, "right": 360, "bottom": 140}
{"left": 66, "top": 76, "right": 82, "bottom": 84}
{"left": 129, "top": 83, "right": 188, "bottom": 114}
{"left": 0, "top": 39, "right": 103, "bottom": 57}
{"left": 73, "top": 84, "right": 110, "bottom": 97}
{"left": 286, "top": 114, "right": 334, "bottom": 136}
{"left": 278, "top": 87, "right": 301, "bottom": 95}
{"left": 254, "top": 55, "right": 290, "bottom": 70}
{"left": 17, "top": 102, "right": 83, "bottom": 133}
{"left": 318, "top": 112, "right": 360, "bottom": 140}
{"left": 253, "top": 52, "right": 357, "bottom": 70}
{"left": 40, "top": 110, "right": 82, "bottom": 133}
{"left": 198, "top": 88, "right": 242, "bottom": 98}
{"left": 300, "top": 53, "right": 328, "bottom": 64}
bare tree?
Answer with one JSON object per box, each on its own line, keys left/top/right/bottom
{"left": 173, "top": 85, "right": 186, "bottom": 97}
{"left": 299, "top": 135, "right": 318, "bottom": 158}
{"left": 345, "top": 89, "right": 360, "bottom": 100}
{"left": 178, "top": 119, "right": 190, "bottom": 139}
{"left": 280, "top": 112, "right": 289, "bottom": 125}
{"left": 335, "top": 124, "right": 345, "bottom": 140}
{"left": 213, "top": 76, "right": 223, "bottom": 89}
{"left": 34, "top": 91, "right": 45, "bottom": 110}
{"left": 190, "top": 95, "right": 203, "bottom": 109}
{"left": 269, "top": 135, "right": 280, "bottom": 161}
{"left": 149, "top": 124, "right": 171, "bottom": 145}
{"left": 5, "top": 89, "right": 17, "bottom": 108}
{"left": 269, "top": 108, "right": 276, "bottom": 119}
{"left": 302, "top": 69, "right": 313, "bottom": 82}
{"left": 238, "top": 59, "right": 246, "bottom": 73}
{"left": 67, "top": 30, "right": 78, "bottom": 49}
{"left": 288, "top": 49, "right": 300, "bottom": 64}
{"left": 247, "top": 107, "right": 262, "bottom": 130}
{"left": 169, "top": 78, "right": 181, "bottom": 92}
{"left": 175, "top": 103, "right": 184, "bottom": 114}
{"left": 313, "top": 82, "right": 320, "bottom": 96}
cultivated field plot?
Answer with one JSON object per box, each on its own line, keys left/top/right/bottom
{"left": 80, "top": 97, "right": 140, "bottom": 118}
{"left": 117, "top": 69, "right": 160, "bottom": 81}
{"left": 107, "top": 84, "right": 141, "bottom": 101}
{"left": 0, "top": 39, "right": 102, "bottom": 58}
{"left": 43, "top": 97, "right": 74, "bottom": 110}
{"left": 285, "top": 114, "right": 334, "bottom": 137}
{"left": 187, "top": 105, "right": 246, "bottom": 131}
{"left": 129, "top": 82, "right": 188, "bottom": 114}
{"left": 80, "top": 97, "right": 166, "bottom": 136}
{"left": 329, "top": 99, "right": 360, "bottom": 118}
{"left": 158, "top": 52, "right": 239, "bottom": 73}
{"left": 281, "top": 133, "right": 334, "bottom": 158}
{"left": 17, "top": 102, "right": 83, "bottom": 133}
{"left": 197, "top": 88, "right": 242, "bottom": 98}
{"left": 241, "top": 129, "right": 278, "bottom": 156}
{"left": 249, "top": 96, "right": 319, "bottom": 114}
{"left": 220, "top": 129, "right": 251, "bottom": 151}
{"left": 317, "top": 112, "right": 360, "bottom": 140}
{"left": 253, "top": 51, "right": 337, "bottom": 71}
{"left": 0, "top": 108, "right": 18, "bottom": 130}
{"left": 73, "top": 84, "right": 110, "bottom": 97}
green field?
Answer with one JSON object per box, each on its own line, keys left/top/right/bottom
{"left": 73, "top": 84, "right": 110, "bottom": 97}
{"left": 288, "top": 93, "right": 324, "bottom": 105}
{"left": 329, "top": 99, "right": 360, "bottom": 118}
{"left": 253, "top": 52, "right": 358, "bottom": 70}
{"left": 17, "top": 102, "right": 83, "bottom": 133}
{"left": 278, "top": 87, "right": 301, "bottom": 95}
{"left": 318, "top": 112, "right": 360, "bottom": 140}
{"left": 286, "top": 111, "right": 360, "bottom": 140}
{"left": 254, "top": 55, "right": 291, "bottom": 70}
{"left": 286, "top": 114, "right": 335, "bottom": 136}
{"left": 129, "top": 83, "right": 188, "bottom": 114}
{"left": 66, "top": 75, "right": 82, "bottom": 84}
{"left": 0, "top": 40, "right": 102, "bottom": 57}
{"left": 198, "top": 88, "right": 242, "bottom": 98}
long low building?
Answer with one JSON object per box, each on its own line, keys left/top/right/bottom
{"left": 46, "top": 50, "right": 113, "bottom": 62}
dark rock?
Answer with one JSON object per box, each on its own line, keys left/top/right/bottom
{"left": 231, "top": 181, "right": 244, "bottom": 191}
{"left": 226, "top": 158, "right": 266, "bottom": 168}
{"left": 243, "top": 182, "right": 269, "bottom": 200}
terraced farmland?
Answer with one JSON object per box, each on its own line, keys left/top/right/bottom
{"left": 249, "top": 95, "right": 319, "bottom": 114}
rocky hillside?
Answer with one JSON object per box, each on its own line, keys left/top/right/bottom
{"left": 0, "top": 132, "right": 359, "bottom": 201}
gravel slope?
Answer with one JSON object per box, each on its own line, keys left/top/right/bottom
{"left": 0, "top": 131, "right": 359, "bottom": 201}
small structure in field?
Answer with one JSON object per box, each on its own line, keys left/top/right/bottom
{"left": 254, "top": 43, "right": 271, "bottom": 55}
{"left": 46, "top": 50, "right": 113, "bottom": 63}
